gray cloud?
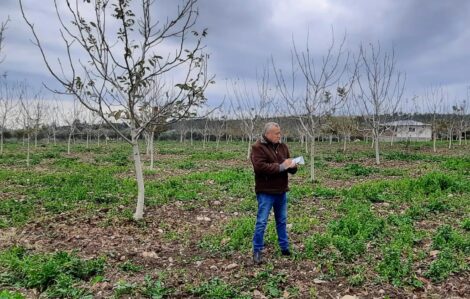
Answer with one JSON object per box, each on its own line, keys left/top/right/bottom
{"left": 1, "top": 0, "right": 469, "bottom": 108}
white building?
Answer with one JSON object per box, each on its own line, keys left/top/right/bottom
{"left": 380, "top": 120, "right": 432, "bottom": 142}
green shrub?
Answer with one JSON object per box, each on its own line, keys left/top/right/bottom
{"left": 377, "top": 246, "right": 414, "bottom": 286}
{"left": 304, "top": 200, "right": 384, "bottom": 261}
{"left": 0, "top": 290, "right": 25, "bottom": 299}
{"left": 416, "top": 172, "right": 454, "bottom": 195}
{"left": 425, "top": 248, "right": 462, "bottom": 282}
{"left": 113, "top": 280, "right": 136, "bottom": 298}
{"left": 442, "top": 157, "right": 470, "bottom": 173}
{"left": 0, "top": 247, "right": 104, "bottom": 294}
{"left": 312, "top": 186, "right": 338, "bottom": 198}
{"left": 191, "top": 278, "right": 239, "bottom": 298}
{"left": 118, "top": 260, "right": 142, "bottom": 273}
{"left": 140, "top": 275, "right": 169, "bottom": 299}
{"left": 176, "top": 160, "right": 196, "bottom": 169}
{"left": 97, "top": 150, "right": 130, "bottom": 166}
{"left": 462, "top": 218, "right": 470, "bottom": 231}
{"left": 344, "top": 181, "right": 391, "bottom": 203}
{"left": 343, "top": 163, "right": 377, "bottom": 176}
{"left": 431, "top": 225, "right": 469, "bottom": 254}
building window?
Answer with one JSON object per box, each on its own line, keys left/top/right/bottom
{"left": 409, "top": 127, "right": 416, "bottom": 132}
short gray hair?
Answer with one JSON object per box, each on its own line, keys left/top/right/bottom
{"left": 263, "top": 122, "right": 280, "bottom": 135}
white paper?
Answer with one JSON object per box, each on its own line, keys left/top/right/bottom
{"left": 293, "top": 156, "right": 305, "bottom": 165}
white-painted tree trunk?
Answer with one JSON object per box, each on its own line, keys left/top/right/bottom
{"left": 374, "top": 129, "right": 380, "bottom": 165}
{"left": 149, "top": 133, "right": 155, "bottom": 170}
{"left": 190, "top": 129, "right": 193, "bottom": 146}
{"left": 309, "top": 136, "right": 315, "bottom": 182}
{"left": 0, "top": 132, "right": 3, "bottom": 155}
{"left": 67, "top": 134, "right": 72, "bottom": 154}
{"left": 433, "top": 132, "right": 437, "bottom": 153}
{"left": 304, "top": 136, "right": 308, "bottom": 154}
{"left": 132, "top": 129, "right": 146, "bottom": 220}
{"left": 343, "top": 135, "right": 347, "bottom": 152}
{"left": 246, "top": 134, "right": 252, "bottom": 160}
{"left": 26, "top": 134, "right": 31, "bottom": 167}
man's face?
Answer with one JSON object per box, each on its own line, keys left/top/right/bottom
{"left": 266, "top": 126, "right": 281, "bottom": 143}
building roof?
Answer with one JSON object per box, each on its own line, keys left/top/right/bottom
{"left": 381, "top": 120, "right": 431, "bottom": 126}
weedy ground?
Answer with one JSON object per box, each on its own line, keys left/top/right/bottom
{"left": 0, "top": 139, "right": 469, "bottom": 298}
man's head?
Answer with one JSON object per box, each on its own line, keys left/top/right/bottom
{"left": 263, "top": 122, "right": 281, "bottom": 144}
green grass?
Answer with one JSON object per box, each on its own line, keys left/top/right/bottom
{"left": 0, "top": 246, "right": 104, "bottom": 297}
{"left": 0, "top": 139, "right": 469, "bottom": 297}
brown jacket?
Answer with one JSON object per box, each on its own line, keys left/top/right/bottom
{"left": 250, "top": 136, "right": 297, "bottom": 194}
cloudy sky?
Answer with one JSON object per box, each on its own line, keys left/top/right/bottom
{"left": 1, "top": 0, "right": 469, "bottom": 112}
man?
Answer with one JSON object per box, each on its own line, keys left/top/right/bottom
{"left": 250, "top": 122, "right": 298, "bottom": 265}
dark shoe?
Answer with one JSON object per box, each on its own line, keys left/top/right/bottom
{"left": 281, "top": 249, "right": 291, "bottom": 256}
{"left": 253, "top": 251, "right": 263, "bottom": 265}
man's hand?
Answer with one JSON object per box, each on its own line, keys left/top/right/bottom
{"left": 282, "top": 158, "right": 296, "bottom": 169}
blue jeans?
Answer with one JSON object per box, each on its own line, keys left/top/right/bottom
{"left": 253, "top": 192, "right": 289, "bottom": 252}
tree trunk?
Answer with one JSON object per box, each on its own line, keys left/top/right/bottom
{"left": 67, "top": 131, "right": 73, "bottom": 154}
{"left": 190, "top": 129, "right": 193, "bottom": 146}
{"left": 216, "top": 136, "right": 220, "bottom": 150}
{"left": 374, "top": 128, "right": 380, "bottom": 165}
{"left": 149, "top": 133, "right": 155, "bottom": 170}
{"left": 132, "top": 129, "right": 146, "bottom": 220}
{"left": 0, "top": 132, "right": 3, "bottom": 155}
{"left": 26, "top": 134, "right": 31, "bottom": 167}
{"left": 304, "top": 136, "right": 308, "bottom": 154}
{"left": 433, "top": 132, "right": 437, "bottom": 153}
{"left": 343, "top": 135, "right": 347, "bottom": 152}
{"left": 246, "top": 134, "right": 251, "bottom": 160}
{"left": 448, "top": 128, "right": 453, "bottom": 149}
{"left": 309, "top": 136, "right": 315, "bottom": 182}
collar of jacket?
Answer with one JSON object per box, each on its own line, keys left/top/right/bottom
{"left": 259, "top": 135, "right": 282, "bottom": 145}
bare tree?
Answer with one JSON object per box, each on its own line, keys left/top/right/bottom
{"left": 59, "top": 97, "right": 83, "bottom": 154}
{"left": 30, "top": 94, "right": 47, "bottom": 148}
{"left": 0, "top": 80, "right": 16, "bottom": 154}
{"left": 0, "top": 17, "right": 9, "bottom": 69}
{"left": 18, "top": 84, "right": 41, "bottom": 167}
{"left": 228, "top": 66, "right": 274, "bottom": 159}
{"left": 424, "top": 86, "right": 446, "bottom": 152}
{"left": 0, "top": 18, "right": 12, "bottom": 154}
{"left": 174, "top": 119, "right": 189, "bottom": 143}
{"left": 20, "top": 0, "right": 212, "bottom": 220}
{"left": 139, "top": 79, "right": 181, "bottom": 169}
{"left": 207, "top": 106, "right": 227, "bottom": 150}
{"left": 273, "top": 32, "right": 357, "bottom": 181}
{"left": 334, "top": 99, "right": 358, "bottom": 152}
{"left": 83, "top": 109, "right": 100, "bottom": 148}
{"left": 454, "top": 99, "right": 468, "bottom": 146}
{"left": 354, "top": 42, "right": 405, "bottom": 165}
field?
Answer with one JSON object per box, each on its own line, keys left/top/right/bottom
{"left": 0, "top": 139, "right": 469, "bottom": 298}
